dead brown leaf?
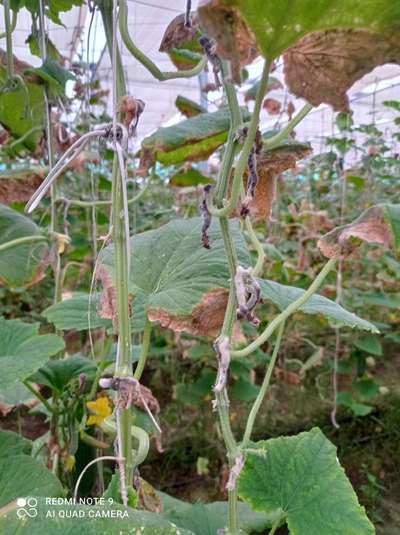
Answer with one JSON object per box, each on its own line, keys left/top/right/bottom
{"left": 274, "top": 367, "right": 301, "bottom": 385}
{"left": 239, "top": 144, "right": 312, "bottom": 221}
{"left": 283, "top": 29, "right": 400, "bottom": 112}
{"left": 197, "top": 0, "right": 259, "bottom": 83}
{"left": 159, "top": 13, "right": 201, "bottom": 53}
{"left": 0, "top": 167, "right": 46, "bottom": 204}
{"left": 95, "top": 264, "right": 118, "bottom": 330}
{"left": 318, "top": 205, "right": 392, "bottom": 259}
{"left": 148, "top": 288, "right": 228, "bottom": 337}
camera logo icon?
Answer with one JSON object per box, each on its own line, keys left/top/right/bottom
{"left": 16, "top": 497, "right": 38, "bottom": 519}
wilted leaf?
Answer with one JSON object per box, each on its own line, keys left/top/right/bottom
{"left": 99, "top": 218, "right": 250, "bottom": 337}
{"left": 201, "top": 0, "right": 400, "bottom": 60}
{"left": 318, "top": 204, "right": 400, "bottom": 259}
{"left": 0, "top": 166, "right": 46, "bottom": 204}
{"left": 198, "top": 0, "right": 259, "bottom": 83}
{"left": 159, "top": 12, "right": 203, "bottom": 70}
{"left": 0, "top": 318, "right": 65, "bottom": 393}
{"left": 240, "top": 138, "right": 311, "bottom": 221}
{"left": 283, "top": 29, "right": 400, "bottom": 111}
{"left": 238, "top": 428, "right": 374, "bottom": 535}
{"left": 140, "top": 106, "right": 250, "bottom": 170}
{"left": 175, "top": 95, "right": 206, "bottom": 118}
{"left": 258, "top": 278, "right": 378, "bottom": 332}
{"left": 0, "top": 203, "right": 50, "bottom": 288}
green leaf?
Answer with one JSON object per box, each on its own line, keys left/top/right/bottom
{"left": 160, "top": 492, "right": 280, "bottom": 534}
{"left": 353, "top": 378, "right": 380, "bottom": 400}
{"left": 217, "top": 0, "right": 400, "bottom": 59}
{"left": 100, "top": 218, "right": 250, "bottom": 336}
{"left": 175, "top": 95, "right": 206, "bottom": 118}
{"left": 0, "top": 455, "right": 64, "bottom": 507}
{"left": 103, "top": 473, "right": 138, "bottom": 508}
{"left": 43, "top": 292, "right": 147, "bottom": 333}
{"left": 383, "top": 100, "right": 400, "bottom": 111}
{"left": 350, "top": 403, "right": 374, "bottom": 416}
{"left": 0, "top": 498, "right": 194, "bottom": 534}
{"left": 258, "top": 279, "right": 378, "bottom": 332}
{"left": 26, "top": 33, "right": 61, "bottom": 61}
{"left": 29, "top": 354, "right": 97, "bottom": 393}
{"left": 231, "top": 376, "right": 260, "bottom": 402}
{"left": 353, "top": 336, "right": 383, "bottom": 356}
{"left": 336, "top": 112, "right": 354, "bottom": 131}
{"left": 169, "top": 167, "right": 214, "bottom": 187}
{"left": 0, "top": 429, "right": 31, "bottom": 458}
{"left": 0, "top": 317, "right": 65, "bottom": 392}
{"left": 0, "top": 204, "right": 49, "bottom": 288}
{"left": 238, "top": 427, "right": 375, "bottom": 535}
{"left": 25, "top": 59, "right": 75, "bottom": 99}
{"left": 0, "top": 63, "right": 45, "bottom": 151}
{"left": 43, "top": 292, "right": 112, "bottom": 331}
{"left": 140, "top": 107, "right": 250, "bottom": 167}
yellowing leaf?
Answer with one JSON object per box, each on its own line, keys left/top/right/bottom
{"left": 87, "top": 396, "right": 112, "bottom": 426}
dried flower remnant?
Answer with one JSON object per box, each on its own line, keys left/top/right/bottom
{"left": 234, "top": 265, "right": 261, "bottom": 326}
{"left": 240, "top": 129, "right": 263, "bottom": 218}
{"left": 226, "top": 453, "right": 245, "bottom": 491}
{"left": 199, "top": 35, "right": 222, "bottom": 88}
{"left": 118, "top": 96, "right": 145, "bottom": 136}
{"left": 201, "top": 184, "right": 213, "bottom": 249}
{"left": 213, "top": 336, "right": 231, "bottom": 394}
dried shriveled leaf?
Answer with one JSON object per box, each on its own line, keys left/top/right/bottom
{"left": 99, "top": 218, "right": 250, "bottom": 337}
{"left": 0, "top": 166, "right": 46, "bottom": 204}
{"left": 239, "top": 139, "right": 311, "bottom": 221}
{"left": 140, "top": 106, "right": 250, "bottom": 171}
{"left": 175, "top": 95, "right": 206, "bottom": 118}
{"left": 197, "top": 0, "right": 259, "bottom": 83}
{"left": 318, "top": 204, "right": 400, "bottom": 259}
{"left": 0, "top": 203, "right": 50, "bottom": 288}
{"left": 159, "top": 13, "right": 203, "bottom": 71}
{"left": 284, "top": 29, "right": 400, "bottom": 112}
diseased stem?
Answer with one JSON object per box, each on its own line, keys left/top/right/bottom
{"left": 119, "top": 0, "right": 206, "bottom": 81}
{"left": 242, "top": 321, "right": 285, "bottom": 447}
{"left": 265, "top": 103, "right": 313, "bottom": 150}
{"left": 134, "top": 318, "right": 152, "bottom": 381}
{"left": 100, "top": 0, "right": 133, "bottom": 491}
{"left": 0, "top": 235, "right": 47, "bottom": 253}
{"left": 210, "top": 60, "right": 270, "bottom": 217}
{"left": 232, "top": 259, "right": 336, "bottom": 358}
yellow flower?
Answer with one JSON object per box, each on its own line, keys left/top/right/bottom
{"left": 86, "top": 396, "right": 112, "bottom": 426}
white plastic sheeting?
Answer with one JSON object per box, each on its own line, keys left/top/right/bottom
{"left": 1, "top": 0, "right": 400, "bottom": 156}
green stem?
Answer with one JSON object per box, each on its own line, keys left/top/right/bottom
{"left": 134, "top": 319, "right": 152, "bottom": 381}
{"left": 100, "top": 0, "right": 133, "bottom": 489}
{"left": 0, "top": 5, "right": 16, "bottom": 41}
{"left": 268, "top": 517, "right": 282, "bottom": 535}
{"left": 210, "top": 60, "right": 270, "bottom": 217}
{"left": 55, "top": 179, "right": 150, "bottom": 207}
{"left": 119, "top": 0, "right": 206, "bottom": 81}
{"left": 22, "top": 380, "right": 54, "bottom": 414}
{"left": 4, "top": 0, "right": 14, "bottom": 79}
{"left": 232, "top": 259, "right": 336, "bottom": 358}
{"left": 242, "top": 321, "right": 285, "bottom": 447}
{"left": 265, "top": 103, "right": 313, "bottom": 150}
{"left": 244, "top": 217, "right": 265, "bottom": 277}
{"left": 0, "top": 235, "right": 47, "bottom": 253}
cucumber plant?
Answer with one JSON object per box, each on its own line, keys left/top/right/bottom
{"left": 0, "top": 0, "right": 399, "bottom": 534}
